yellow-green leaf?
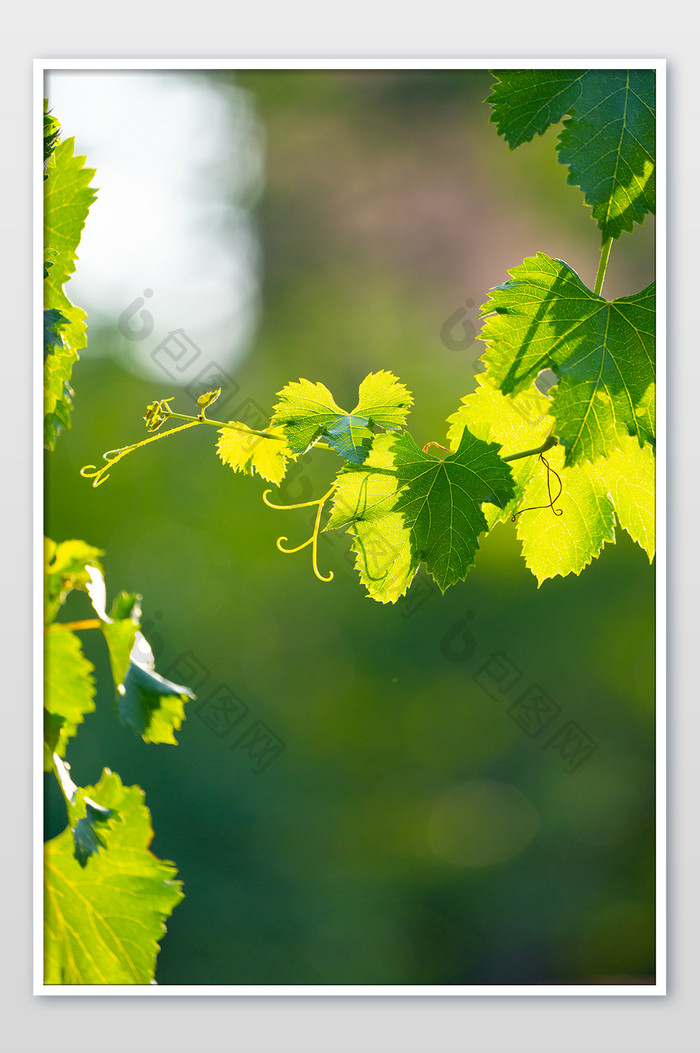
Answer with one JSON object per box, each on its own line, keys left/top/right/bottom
{"left": 217, "top": 422, "right": 292, "bottom": 485}
{"left": 44, "top": 770, "right": 183, "bottom": 985}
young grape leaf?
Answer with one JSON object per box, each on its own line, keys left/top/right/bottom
{"left": 44, "top": 136, "right": 97, "bottom": 449}
{"left": 393, "top": 427, "right": 516, "bottom": 592}
{"left": 271, "top": 372, "right": 412, "bottom": 465}
{"left": 44, "top": 769, "right": 183, "bottom": 984}
{"left": 44, "top": 628, "right": 96, "bottom": 769}
{"left": 324, "top": 434, "right": 418, "bottom": 602}
{"left": 217, "top": 421, "right": 293, "bottom": 485}
{"left": 480, "top": 253, "right": 655, "bottom": 466}
{"left": 448, "top": 377, "right": 655, "bottom": 583}
{"left": 115, "top": 633, "right": 195, "bottom": 745}
{"left": 488, "top": 69, "right": 655, "bottom": 241}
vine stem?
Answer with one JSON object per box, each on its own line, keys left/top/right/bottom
{"left": 594, "top": 236, "right": 613, "bottom": 297}
{"left": 81, "top": 421, "right": 200, "bottom": 487}
{"left": 165, "top": 410, "right": 282, "bottom": 440}
{"left": 501, "top": 435, "right": 558, "bottom": 463}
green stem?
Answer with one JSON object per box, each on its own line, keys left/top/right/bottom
{"left": 502, "top": 435, "right": 558, "bottom": 463}
{"left": 594, "top": 236, "right": 613, "bottom": 297}
{"left": 81, "top": 420, "right": 200, "bottom": 487}
{"left": 165, "top": 411, "right": 282, "bottom": 440}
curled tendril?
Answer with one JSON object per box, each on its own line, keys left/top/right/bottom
{"left": 511, "top": 453, "right": 564, "bottom": 521}
{"left": 262, "top": 486, "right": 336, "bottom": 582}
{"left": 80, "top": 421, "right": 200, "bottom": 488}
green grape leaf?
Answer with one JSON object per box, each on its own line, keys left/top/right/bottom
{"left": 325, "top": 434, "right": 418, "bottom": 603}
{"left": 488, "top": 69, "right": 655, "bottom": 240}
{"left": 44, "top": 135, "right": 97, "bottom": 449}
{"left": 44, "top": 769, "right": 183, "bottom": 984}
{"left": 393, "top": 427, "right": 517, "bottom": 592}
{"left": 448, "top": 377, "right": 655, "bottom": 583}
{"left": 217, "top": 421, "right": 293, "bottom": 485}
{"left": 271, "top": 372, "right": 412, "bottom": 465}
{"left": 480, "top": 253, "right": 655, "bottom": 466}
{"left": 45, "top": 537, "right": 104, "bottom": 624}
{"left": 44, "top": 628, "right": 96, "bottom": 768}
{"left": 115, "top": 634, "right": 195, "bottom": 745}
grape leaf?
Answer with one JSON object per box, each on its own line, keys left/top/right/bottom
{"left": 71, "top": 800, "right": 115, "bottom": 867}
{"left": 353, "top": 370, "right": 414, "bottom": 428}
{"left": 446, "top": 378, "right": 554, "bottom": 528}
{"left": 44, "top": 136, "right": 97, "bottom": 299}
{"left": 393, "top": 427, "right": 516, "bottom": 592}
{"left": 53, "top": 755, "right": 117, "bottom": 867}
{"left": 271, "top": 372, "right": 412, "bottom": 465}
{"left": 44, "top": 628, "right": 96, "bottom": 768}
{"left": 479, "top": 253, "right": 655, "bottom": 466}
{"left": 598, "top": 439, "right": 655, "bottom": 560}
{"left": 44, "top": 769, "right": 183, "bottom": 984}
{"left": 448, "top": 378, "right": 655, "bottom": 583}
{"left": 325, "top": 434, "right": 418, "bottom": 602}
{"left": 324, "top": 415, "right": 374, "bottom": 465}
{"left": 45, "top": 537, "right": 104, "bottom": 624}
{"left": 101, "top": 591, "right": 140, "bottom": 689}
{"left": 44, "top": 308, "right": 68, "bottom": 355}
{"left": 217, "top": 421, "right": 293, "bottom": 485}
{"left": 488, "top": 69, "right": 655, "bottom": 240}
{"left": 80, "top": 558, "right": 141, "bottom": 685}
{"left": 115, "top": 633, "right": 195, "bottom": 745}
{"left": 44, "top": 136, "right": 97, "bottom": 449}
{"left": 43, "top": 104, "right": 61, "bottom": 179}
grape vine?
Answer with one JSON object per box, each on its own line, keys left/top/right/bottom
{"left": 81, "top": 69, "right": 656, "bottom": 601}
{"left": 43, "top": 104, "right": 193, "bottom": 984}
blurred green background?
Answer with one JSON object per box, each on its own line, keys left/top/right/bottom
{"left": 45, "top": 70, "right": 655, "bottom": 985}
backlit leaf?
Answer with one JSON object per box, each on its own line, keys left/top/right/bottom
{"left": 44, "top": 770, "right": 183, "bottom": 984}
{"left": 480, "top": 253, "right": 655, "bottom": 466}
{"left": 488, "top": 69, "right": 655, "bottom": 240}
